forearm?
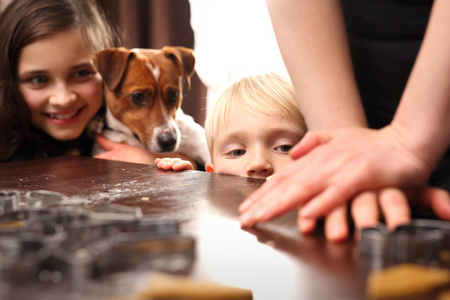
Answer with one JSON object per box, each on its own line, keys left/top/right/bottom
{"left": 266, "top": 0, "right": 366, "bottom": 129}
{"left": 392, "top": 0, "right": 450, "bottom": 169}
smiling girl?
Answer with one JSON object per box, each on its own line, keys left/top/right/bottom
{"left": 0, "top": 0, "right": 119, "bottom": 162}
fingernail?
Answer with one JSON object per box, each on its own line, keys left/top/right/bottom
{"left": 239, "top": 212, "right": 255, "bottom": 227}
{"left": 299, "top": 204, "right": 313, "bottom": 218}
{"left": 253, "top": 207, "right": 267, "bottom": 220}
{"left": 238, "top": 200, "right": 251, "bottom": 212}
{"left": 327, "top": 224, "right": 348, "bottom": 243}
{"left": 299, "top": 218, "right": 315, "bottom": 234}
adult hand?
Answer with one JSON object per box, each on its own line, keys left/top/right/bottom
{"left": 239, "top": 125, "right": 432, "bottom": 228}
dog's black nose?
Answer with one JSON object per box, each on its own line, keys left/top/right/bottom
{"left": 157, "top": 132, "right": 177, "bottom": 152}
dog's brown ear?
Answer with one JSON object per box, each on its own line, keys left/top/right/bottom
{"left": 93, "top": 47, "right": 133, "bottom": 91}
{"left": 162, "top": 46, "right": 195, "bottom": 90}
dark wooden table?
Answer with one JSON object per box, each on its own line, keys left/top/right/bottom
{"left": 0, "top": 156, "right": 370, "bottom": 300}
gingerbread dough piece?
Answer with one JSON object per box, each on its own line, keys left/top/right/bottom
{"left": 437, "top": 290, "right": 450, "bottom": 300}
{"left": 140, "top": 272, "right": 253, "bottom": 299}
{"left": 366, "top": 263, "right": 450, "bottom": 299}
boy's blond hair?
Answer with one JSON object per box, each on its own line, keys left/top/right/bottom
{"left": 204, "top": 73, "right": 306, "bottom": 154}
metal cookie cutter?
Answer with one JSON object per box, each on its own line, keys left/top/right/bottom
{"left": 111, "top": 217, "right": 187, "bottom": 271}
{"left": 26, "top": 190, "right": 68, "bottom": 208}
{"left": 0, "top": 190, "right": 20, "bottom": 215}
{"left": 114, "top": 234, "right": 196, "bottom": 273}
{"left": 0, "top": 191, "right": 195, "bottom": 284}
{"left": 43, "top": 219, "right": 117, "bottom": 281}
{"left": 87, "top": 204, "right": 143, "bottom": 221}
{"left": 49, "top": 236, "right": 116, "bottom": 281}
{"left": 0, "top": 209, "right": 53, "bottom": 236}
{"left": 115, "top": 217, "right": 179, "bottom": 237}
{"left": 360, "top": 219, "right": 450, "bottom": 269}
{"left": 0, "top": 236, "right": 43, "bottom": 283}
{"left": 0, "top": 231, "right": 59, "bottom": 284}
{"left": 47, "top": 218, "right": 182, "bottom": 280}
{"left": 26, "top": 190, "right": 86, "bottom": 209}
{"left": 390, "top": 219, "right": 450, "bottom": 268}
{"left": 360, "top": 224, "right": 390, "bottom": 259}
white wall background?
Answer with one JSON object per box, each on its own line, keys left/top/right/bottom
{"left": 189, "top": 0, "right": 288, "bottom": 112}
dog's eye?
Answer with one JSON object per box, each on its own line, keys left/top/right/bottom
{"left": 167, "top": 89, "right": 179, "bottom": 104}
{"left": 131, "top": 92, "right": 148, "bottom": 107}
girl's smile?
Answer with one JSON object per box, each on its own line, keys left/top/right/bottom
{"left": 45, "top": 106, "right": 85, "bottom": 125}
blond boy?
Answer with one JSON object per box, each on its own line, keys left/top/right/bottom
{"left": 155, "top": 73, "right": 306, "bottom": 179}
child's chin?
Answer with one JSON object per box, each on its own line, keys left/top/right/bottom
{"left": 48, "top": 128, "right": 84, "bottom": 142}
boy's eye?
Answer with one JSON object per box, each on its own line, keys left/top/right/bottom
{"left": 276, "top": 144, "right": 293, "bottom": 153}
{"left": 229, "top": 149, "right": 246, "bottom": 157}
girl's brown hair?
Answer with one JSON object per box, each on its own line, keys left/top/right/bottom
{"left": 0, "top": 0, "right": 120, "bottom": 161}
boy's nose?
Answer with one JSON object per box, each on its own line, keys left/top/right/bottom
{"left": 246, "top": 153, "right": 274, "bottom": 178}
{"left": 49, "top": 81, "right": 76, "bottom": 106}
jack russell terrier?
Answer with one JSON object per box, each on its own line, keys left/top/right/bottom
{"left": 92, "top": 46, "right": 210, "bottom": 166}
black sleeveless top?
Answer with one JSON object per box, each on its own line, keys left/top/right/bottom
{"left": 341, "top": 0, "right": 433, "bottom": 129}
{"left": 340, "top": 0, "right": 450, "bottom": 191}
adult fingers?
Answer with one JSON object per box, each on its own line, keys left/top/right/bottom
{"left": 351, "top": 191, "right": 379, "bottom": 240}
{"left": 239, "top": 158, "right": 312, "bottom": 212}
{"left": 417, "top": 187, "right": 450, "bottom": 220}
{"left": 240, "top": 126, "right": 420, "bottom": 229}
{"left": 299, "top": 164, "right": 372, "bottom": 219}
{"left": 379, "top": 188, "right": 411, "bottom": 231}
{"left": 239, "top": 144, "right": 369, "bottom": 227}
{"left": 324, "top": 205, "right": 349, "bottom": 243}
{"left": 298, "top": 205, "right": 351, "bottom": 243}
{"left": 239, "top": 129, "right": 362, "bottom": 225}
{"left": 239, "top": 161, "right": 325, "bottom": 227}
{"left": 290, "top": 130, "right": 335, "bottom": 159}
{"left": 297, "top": 215, "right": 317, "bottom": 235}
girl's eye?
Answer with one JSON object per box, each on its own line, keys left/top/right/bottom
{"left": 73, "top": 69, "right": 93, "bottom": 80}
{"left": 75, "top": 70, "right": 90, "bottom": 77}
{"left": 276, "top": 144, "right": 293, "bottom": 153}
{"left": 28, "top": 76, "right": 49, "bottom": 86}
{"left": 229, "top": 149, "right": 246, "bottom": 157}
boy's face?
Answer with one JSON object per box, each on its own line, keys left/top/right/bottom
{"left": 207, "top": 106, "right": 304, "bottom": 179}
{"left": 17, "top": 29, "right": 103, "bottom": 141}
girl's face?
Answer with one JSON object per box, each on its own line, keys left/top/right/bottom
{"left": 17, "top": 29, "right": 102, "bottom": 141}
{"left": 207, "top": 105, "right": 304, "bottom": 179}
